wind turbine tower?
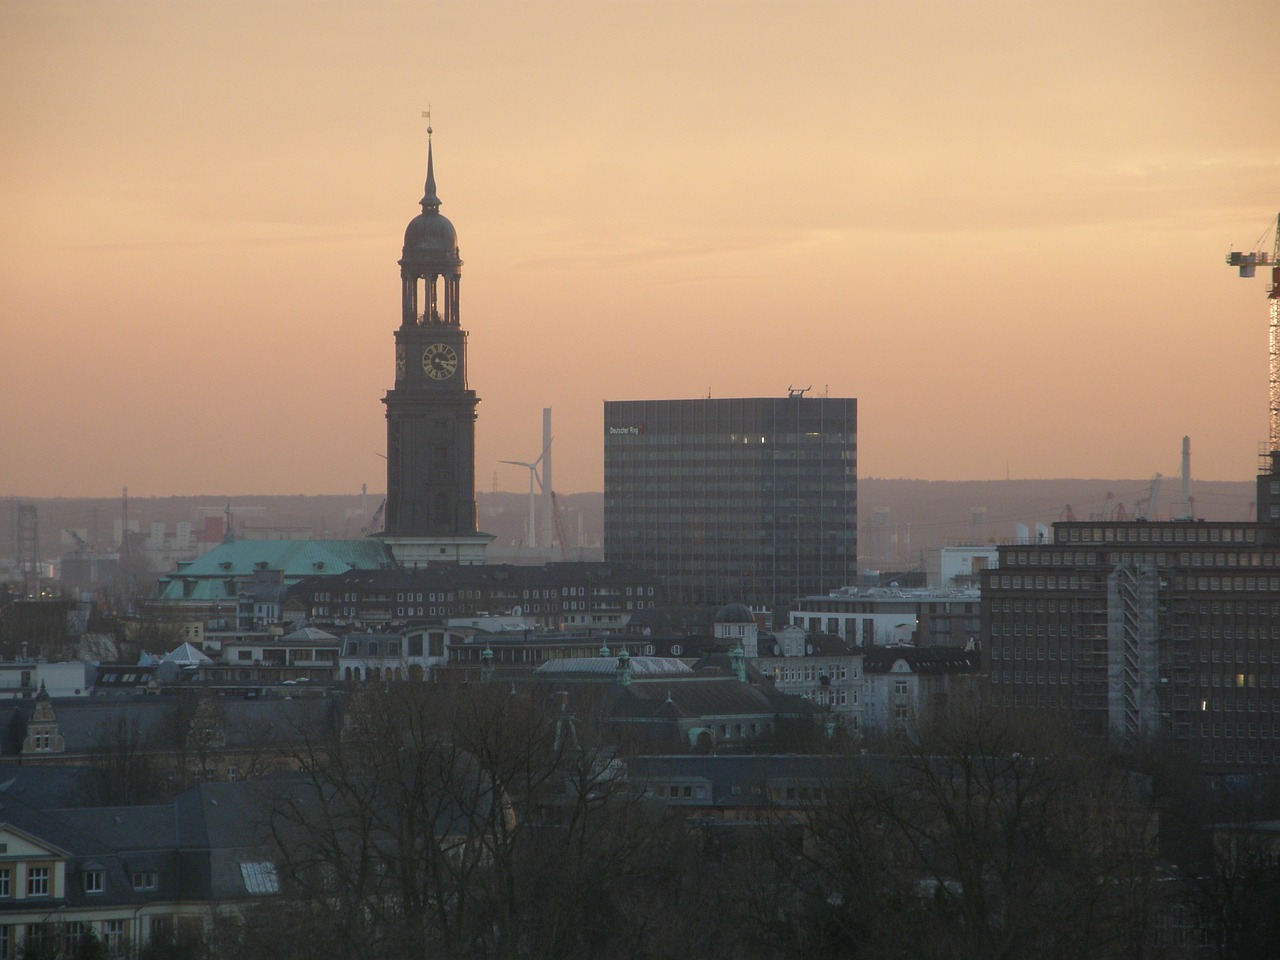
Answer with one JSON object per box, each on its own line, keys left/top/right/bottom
{"left": 539, "top": 407, "right": 554, "bottom": 551}
{"left": 500, "top": 407, "right": 554, "bottom": 551}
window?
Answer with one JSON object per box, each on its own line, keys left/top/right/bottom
{"left": 131, "top": 871, "right": 157, "bottom": 891}
{"left": 103, "top": 919, "right": 124, "bottom": 955}
{"left": 0, "top": 925, "right": 8, "bottom": 960}
{"left": 239, "top": 861, "right": 279, "bottom": 895}
{"left": 83, "top": 869, "right": 104, "bottom": 894}
{"left": 27, "top": 867, "right": 48, "bottom": 897}
{"left": 63, "top": 923, "right": 85, "bottom": 956}
{"left": 0, "top": 868, "right": 9, "bottom": 897}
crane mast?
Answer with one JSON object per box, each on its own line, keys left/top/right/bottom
{"left": 1226, "top": 213, "right": 1280, "bottom": 450}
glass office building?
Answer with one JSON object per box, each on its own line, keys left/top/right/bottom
{"left": 604, "top": 396, "right": 857, "bottom": 609}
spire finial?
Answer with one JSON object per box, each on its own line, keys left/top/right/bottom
{"left": 420, "top": 108, "right": 440, "bottom": 211}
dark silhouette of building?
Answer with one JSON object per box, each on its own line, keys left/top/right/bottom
{"left": 382, "top": 127, "right": 489, "bottom": 564}
{"left": 603, "top": 395, "right": 857, "bottom": 609}
{"left": 981, "top": 516, "right": 1280, "bottom": 771}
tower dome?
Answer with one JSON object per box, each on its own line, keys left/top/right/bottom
{"left": 401, "top": 130, "right": 461, "bottom": 268}
{"left": 714, "top": 603, "right": 755, "bottom": 625}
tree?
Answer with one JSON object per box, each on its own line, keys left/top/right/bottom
{"left": 88, "top": 712, "right": 167, "bottom": 806}
{"left": 751, "top": 702, "right": 1181, "bottom": 960}
{"left": 259, "top": 683, "right": 565, "bottom": 960}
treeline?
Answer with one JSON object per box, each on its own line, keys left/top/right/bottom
{"left": 141, "top": 688, "right": 1280, "bottom": 960}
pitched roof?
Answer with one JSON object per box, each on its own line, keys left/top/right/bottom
{"left": 159, "top": 539, "right": 392, "bottom": 600}
{"left": 612, "top": 678, "right": 780, "bottom": 720}
{"left": 863, "top": 646, "right": 981, "bottom": 675}
{"left": 534, "top": 656, "right": 693, "bottom": 678}
{"left": 163, "top": 642, "right": 212, "bottom": 664}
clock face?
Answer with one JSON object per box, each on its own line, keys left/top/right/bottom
{"left": 395, "top": 344, "right": 405, "bottom": 379}
{"left": 422, "top": 342, "right": 458, "bottom": 380}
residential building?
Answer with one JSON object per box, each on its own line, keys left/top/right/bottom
{"left": 790, "top": 587, "right": 982, "bottom": 648}
{"left": 205, "top": 627, "right": 341, "bottom": 684}
{"left": 861, "top": 646, "right": 982, "bottom": 735}
{"left": 0, "top": 692, "right": 341, "bottom": 785}
{"left": 290, "top": 562, "right": 662, "bottom": 632}
{"left": 533, "top": 651, "right": 820, "bottom": 753}
{"left": 755, "top": 625, "right": 863, "bottom": 730}
{"left": 0, "top": 775, "right": 298, "bottom": 958}
{"left": 603, "top": 395, "right": 857, "bottom": 609}
{"left": 152, "top": 536, "right": 391, "bottom": 624}
{"left": 0, "top": 662, "right": 90, "bottom": 700}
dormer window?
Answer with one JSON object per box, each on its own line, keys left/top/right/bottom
{"left": 83, "top": 868, "right": 104, "bottom": 894}
{"left": 27, "top": 867, "right": 49, "bottom": 897}
{"left": 131, "top": 871, "right": 157, "bottom": 891}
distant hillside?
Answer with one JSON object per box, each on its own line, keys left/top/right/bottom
{"left": 4, "top": 478, "right": 1256, "bottom": 574}
{"left": 857, "top": 477, "right": 1255, "bottom": 570}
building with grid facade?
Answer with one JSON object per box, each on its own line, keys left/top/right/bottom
{"left": 603, "top": 396, "right": 857, "bottom": 610}
{"left": 982, "top": 518, "right": 1280, "bottom": 771}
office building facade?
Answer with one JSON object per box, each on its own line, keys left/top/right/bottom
{"left": 604, "top": 396, "right": 857, "bottom": 609}
{"left": 982, "top": 518, "right": 1280, "bottom": 771}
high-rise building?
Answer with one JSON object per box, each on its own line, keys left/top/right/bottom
{"left": 603, "top": 395, "right": 857, "bottom": 609}
{"left": 381, "top": 129, "right": 491, "bottom": 565}
{"left": 982, "top": 516, "right": 1280, "bottom": 772}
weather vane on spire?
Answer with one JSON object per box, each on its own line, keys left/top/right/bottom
{"left": 422, "top": 106, "right": 432, "bottom": 138}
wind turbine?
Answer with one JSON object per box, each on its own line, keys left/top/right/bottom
{"left": 501, "top": 436, "right": 551, "bottom": 549}
{"left": 499, "top": 409, "right": 555, "bottom": 552}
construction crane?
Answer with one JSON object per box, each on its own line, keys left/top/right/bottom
{"left": 1135, "top": 473, "right": 1162, "bottom": 521}
{"left": 1226, "top": 213, "right": 1280, "bottom": 450}
{"left": 550, "top": 491, "right": 570, "bottom": 561}
{"left": 361, "top": 499, "right": 386, "bottom": 537}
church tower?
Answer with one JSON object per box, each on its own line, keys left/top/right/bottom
{"left": 381, "top": 126, "right": 491, "bottom": 565}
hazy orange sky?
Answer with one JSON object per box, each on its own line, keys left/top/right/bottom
{"left": 3, "top": 1, "right": 1278, "bottom": 498}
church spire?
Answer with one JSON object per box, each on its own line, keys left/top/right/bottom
{"left": 420, "top": 116, "right": 440, "bottom": 212}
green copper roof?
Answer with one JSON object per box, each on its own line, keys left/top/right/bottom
{"left": 158, "top": 539, "right": 392, "bottom": 601}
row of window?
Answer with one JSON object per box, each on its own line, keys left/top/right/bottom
{"left": 1204, "top": 748, "right": 1280, "bottom": 764}
{"left": 993, "top": 672, "right": 1076, "bottom": 685}
{"left": 992, "top": 575, "right": 1106, "bottom": 590}
{"left": 1198, "top": 674, "right": 1280, "bottom": 689}
{"left": 0, "top": 920, "right": 126, "bottom": 960}
{"left": 0, "top": 865, "right": 156, "bottom": 900}
{"left": 770, "top": 664, "right": 854, "bottom": 682}
{"left": 801, "top": 689, "right": 852, "bottom": 706}
{"left": 991, "top": 599, "right": 1107, "bottom": 613}
{"left": 0, "top": 866, "right": 47, "bottom": 898}
{"left": 1056, "top": 526, "right": 1255, "bottom": 544}
{"left": 1199, "top": 696, "right": 1280, "bottom": 710}
{"left": 1203, "top": 723, "right": 1280, "bottom": 740}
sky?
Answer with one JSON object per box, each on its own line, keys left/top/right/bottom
{"left": 2, "top": 0, "right": 1279, "bottom": 498}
